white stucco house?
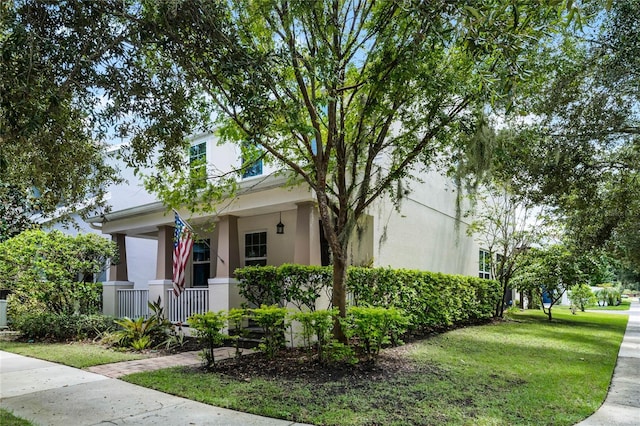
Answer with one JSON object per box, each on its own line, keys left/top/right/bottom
{"left": 83, "top": 133, "right": 488, "bottom": 323}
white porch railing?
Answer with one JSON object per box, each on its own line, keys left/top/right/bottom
{"left": 117, "top": 289, "right": 150, "bottom": 319}
{"left": 167, "top": 288, "right": 209, "bottom": 324}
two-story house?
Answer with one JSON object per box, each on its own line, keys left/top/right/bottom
{"left": 87, "top": 133, "right": 486, "bottom": 322}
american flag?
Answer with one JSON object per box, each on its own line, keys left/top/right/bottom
{"left": 173, "top": 212, "right": 194, "bottom": 297}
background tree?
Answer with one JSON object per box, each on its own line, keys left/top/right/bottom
{"left": 494, "top": 0, "right": 640, "bottom": 273}
{"left": 0, "top": 183, "right": 34, "bottom": 242}
{"left": 123, "top": 0, "right": 578, "bottom": 338}
{"left": 466, "top": 181, "right": 547, "bottom": 317}
{"left": 568, "top": 283, "right": 596, "bottom": 312}
{"left": 0, "top": 0, "right": 129, "bottom": 220}
{"left": 513, "top": 244, "right": 585, "bottom": 321}
{"left": 0, "top": 229, "right": 117, "bottom": 319}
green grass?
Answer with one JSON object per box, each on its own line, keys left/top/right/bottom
{"left": 0, "top": 341, "right": 145, "bottom": 368}
{"left": 0, "top": 409, "right": 33, "bottom": 426}
{"left": 587, "top": 300, "right": 631, "bottom": 311}
{"left": 122, "top": 310, "right": 627, "bottom": 426}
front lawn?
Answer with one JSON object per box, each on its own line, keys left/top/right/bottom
{"left": 0, "top": 341, "right": 145, "bottom": 368}
{"left": 122, "top": 309, "right": 628, "bottom": 426}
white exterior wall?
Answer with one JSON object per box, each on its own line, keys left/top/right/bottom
{"left": 370, "top": 169, "right": 479, "bottom": 276}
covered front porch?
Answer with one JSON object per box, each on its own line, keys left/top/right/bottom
{"left": 97, "top": 180, "right": 336, "bottom": 323}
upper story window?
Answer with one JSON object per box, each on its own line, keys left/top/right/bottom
{"left": 479, "top": 249, "right": 491, "bottom": 279}
{"left": 190, "top": 142, "right": 207, "bottom": 167}
{"left": 245, "top": 231, "right": 267, "bottom": 266}
{"left": 189, "top": 142, "right": 207, "bottom": 188}
{"left": 243, "top": 159, "right": 263, "bottom": 178}
{"left": 241, "top": 142, "right": 263, "bottom": 178}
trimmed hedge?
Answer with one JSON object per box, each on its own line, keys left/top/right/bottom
{"left": 348, "top": 268, "right": 500, "bottom": 331}
{"left": 235, "top": 264, "right": 500, "bottom": 331}
{"left": 235, "top": 264, "right": 331, "bottom": 311}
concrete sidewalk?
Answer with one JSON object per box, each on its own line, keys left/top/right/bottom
{"left": 0, "top": 350, "right": 310, "bottom": 425}
{"left": 577, "top": 301, "right": 640, "bottom": 425}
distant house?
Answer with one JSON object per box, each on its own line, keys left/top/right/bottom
{"left": 82, "top": 133, "right": 486, "bottom": 322}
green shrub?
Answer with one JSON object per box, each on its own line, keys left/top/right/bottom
{"left": 162, "top": 322, "right": 187, "bottom": 351}
{"left": 251, "top": 305, "right": 288, "bottom": 359}
{"left": 342, "top": 306, "right": 409, "bottom": 363}
{"left": 280, "top": 264, "right": 332, "bottom": 310}
{"left": 236, "top": 266, "right": 284, "bottom": 307}
{"left": 347, "top": 268, "right": 500, "bottom": 332}
{"left": 110, "top": 298, "right": 174, "bottom": 350}
{"left": 568, "top": 283, "right": 596, "bottom": 311}
{"left": 12, "top": 313, "right": 116, "bottom": 341}
{"left": 290, "top": 309, "right": 335, "bottom": 363}
{"left": 112, "top": 316, "right": 159, "bottom": 348}
{"left": 226, "top": 308, "right": 248, "bottom": 359}
{"left": 607, "top": 289, "right": 621, "bottom": 306}
{"left": 0, "top": 230, "right": 116, "bottom": 318}
{"left": 324, "top": 340, "right": 357, "bottom": 364}
{"left": 236, "top": 264, "right": 332, "bottom": 310}
{"left": 131, "top": 335, "right": 152, "bottom": 351}
{"left": 188, "top": 310, "right": 226, "bottom": 367}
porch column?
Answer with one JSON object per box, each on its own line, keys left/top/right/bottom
{"left": 155, "top": 225, "right": 174, "bottom": 280}
{"left": 149, "top": 225, "right": 174, "bottom": 314}
{"left": 109, "top": 233, "right": 129, "bottom": 281}
{"left": 289, "top": 203, "right": 324, "bottom": 346}
{"left": 294, "top": 202, "right": 322, "bottom": 265}
{"left": 102, "top": 233, "right": 133, "bottom": 317}
{"left": 208, "top": 215, "right": 240, "bottom": 313}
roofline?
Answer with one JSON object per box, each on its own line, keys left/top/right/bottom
{"left": 87, "top": 172, "right": 297, "bottom": 223}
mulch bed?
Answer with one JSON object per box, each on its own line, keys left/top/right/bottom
{"left": 209, "top": 343, "right": 443, "bottom": 384}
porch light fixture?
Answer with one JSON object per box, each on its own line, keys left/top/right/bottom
{"left": 276, "top": 212, "right": 285, "bottom": 234}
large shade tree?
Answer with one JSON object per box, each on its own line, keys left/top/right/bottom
{"left": 1, "top": 0, "right": 207, "bottom": 222}
{"left": 119, "top": 0, "right": 579, "bottom": 338}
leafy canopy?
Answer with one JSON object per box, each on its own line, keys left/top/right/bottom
{"left": 0, "top": 1, "right": 128, "bottom": 220}
{"left": 493, "top": 0, "right": 640, "bottom": 271}
{"left": 513, "top": 244, "right": 585, "bottom": 320}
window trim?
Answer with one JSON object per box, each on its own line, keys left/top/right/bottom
{"left": 189, "top": 141, "right": 207, "bottom": 167}
{"left": 244, "top": 231, "right": 267, "bottom": 266}
{"left": 479, "top": 249, "right": 491, "bottom": 279}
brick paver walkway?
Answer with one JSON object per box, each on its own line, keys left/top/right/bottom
{"left": 87, "top": 347, "right": 253, "bottom": 378}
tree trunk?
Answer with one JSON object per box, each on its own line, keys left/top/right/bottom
{"left": 495, "top": 281, "right": 508, "bottom": 318}
{"left": 331, "top": 254, "right": 348, "bottom": 343}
